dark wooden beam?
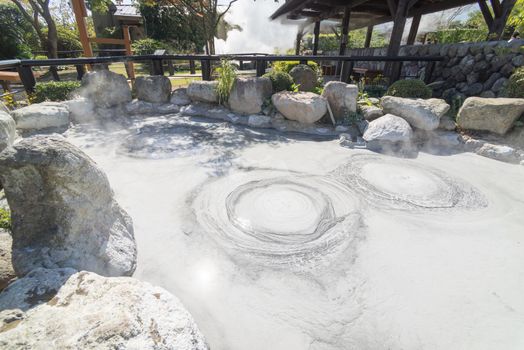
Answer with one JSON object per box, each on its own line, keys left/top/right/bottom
{"left": 387, "top": 0, "right": 397, "bottom": 17}
{"left": 478, "top": 0, "right": 494, "bottom": 28}
{"left": 336, "top": 7, "right": 351, "bottom": 75}
{"left": 364, "top": 25, "right": 373, "bottom": 48}
{"left": 491, "top": 0, "right": 502, "bottom": 17}
{"left": 407, "top": 13, "right": 421, "bottom": 45}
{"left": 313, "top": 20, "right": 321, "bottom": 55}
{"left": 385, "top": 0, "right": 410, "bottom": 82}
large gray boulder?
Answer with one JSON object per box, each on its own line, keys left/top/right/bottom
{"left": 271, "top": 91, "right": 327, "bottom": 124}
{"left": 381, "top": 96, "right": 450, "bottom": 131}
{"left": 289, "top": 64, "right": 317, "bottom": 92}
{"left": 457, "top": 97, "right": 524, "bottom": 135}
{"left": 228, "top": 77, "right": 272, "bottom": 115}
{"left": 363, "top": 114, "right": 413, "bottom": 147}
{"left": 11, "top": 102, "right": 69, "bottom": 132}
{"left": 321, "top": 81, "right": 358, "bottom": 121}
{"left": 0, "top": 135, "right": 136, "bottom": 277}
{"left": 171, "top": 88, "right": 191, "bottom": 105}
{"left": 187, "top": 81, "right": 218, "bottom": 103}
{"left": 135, "top": 75, "right": 172, "bottom": 103}
{"left": 80, "top": 70, "right": 132, "bottom": 108}
{"left": 0, "top": 268, "right": 208, "bottom": 349}
{"left": 0, "top": 111, "right": 15, "bottom": 152}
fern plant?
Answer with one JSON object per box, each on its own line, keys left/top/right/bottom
{"left": 216, "top": 58, "right": 237, "bottom": 105}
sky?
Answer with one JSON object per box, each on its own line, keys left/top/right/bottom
{"left": 214, "top": 1, "right": 479, "bottom": 54}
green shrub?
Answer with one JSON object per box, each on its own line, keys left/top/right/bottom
{"left": 263, "top": 71, "right": 294, "bottom": 92}
{"left": 33, "top": 81, "right": 81, "bottom": 103}
{"left": 0, "top": 208, "right": 10, "bottom": 231}
{"left": 216, "top": 58, "right": 237, "bottom": 105}
{"left": 131, "top": 38, "right": 170, "bottom": 55}
{"left": 385, "top": 79, "right": 432, "bottom": 99}
{"left": 504, "top": 67, "right": 524, "bottom": 98}
{"left": 272, "top": 60, "right": 319, "bottom": 74}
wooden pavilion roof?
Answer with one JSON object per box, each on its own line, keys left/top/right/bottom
{"left": 270, "top": 0, "right": 479, "bottom": 29}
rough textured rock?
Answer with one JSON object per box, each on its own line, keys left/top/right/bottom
{"left": 321, "top": 81, "right": 358, "bottom": 121}
{"left": 381, "top": 96, "right": 450, "bottom": 130}
{"left": 363, "top": 114, "right": 413, "bottom": 144}
{"left": 156, "top": 103, "right": 180, "bottom": 114}
{"left": 0, "top": 111, "right": 16, "bottom": 152}
{"left": 171, "top": 88, "right": 191, "bottom": 105}
{"left": 0, "top": 135, "right": 136, "bottom": 277}
{"left": 360, "top": 105, "right": 384, "bottom": 121}
{"left": 80, "top": 70, "right": 132, "bottom": 108}
{"left": 135, "top": 75, "right": 172, "bottom": 103}
{"left": 0, "top": 268, "right": 208, "bottom": 349}
{"left": 271, "top": 91, "right": 327, "bottom": 124}
{"left": 247, "top": 114, "right": 272, "bottom": 128}
{"left": 457, "top": 97, "right": 524, "bottom": 135}
{"left": 187, "top": 81, "right": 218, "bottom": 103}
{"left": 228, "top": 77, "right": 272, "bottom": 115}
{"left": 476, "top": 143, "right": 522, "bottom": 163}
{"left": 11, "top": 102, "right": 69, "bottom": 132}
{"left": 289, "top": 64, "right": 317, "bottom": 92}
{"left": 62, "top": 98, "right": 96, "bottom": 124}
{"left": 0, "top": 233, "right": 15, "bottom": 291}
{"left": 126, "top": 99, "right": 155, "bottom": 115}
{"left": 438, "top": 115, "right": 456, "bottom": 131}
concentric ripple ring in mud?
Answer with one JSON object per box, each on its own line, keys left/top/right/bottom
{"left": 334, "top": 154, "right": 487, "bottom": 210}
{"left": 190, "top": 169, "right": 363, "bottom": 266}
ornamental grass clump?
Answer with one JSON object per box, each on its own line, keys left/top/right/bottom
{"left": 385, "top": 79, "right": 432, "bottom": 99}
{"left": 216, "top": 58, "right": 237, "bottom": 105}
{"left": 0, "top": 208, "right": 10, "bottom": 231}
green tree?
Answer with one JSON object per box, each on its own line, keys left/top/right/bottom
{"left": 508, "top": 0, "right": 524, "bottom": 33}
{"left": 0, "top": 1, "right": 33, "bottom": 59}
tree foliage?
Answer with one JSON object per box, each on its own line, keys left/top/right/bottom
{"left": 508, "top": 0, "right": 524, "bottom": 33}
{"left": 0, "top": 1, "right": 33, "bottom": 59}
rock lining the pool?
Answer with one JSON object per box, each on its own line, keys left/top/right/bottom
{"left": 7, "top": 71, "right": 524, "bottom": 165}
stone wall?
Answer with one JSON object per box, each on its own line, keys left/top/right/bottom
{"left": 327, "top": 39, "right": 524, "bottom": 99}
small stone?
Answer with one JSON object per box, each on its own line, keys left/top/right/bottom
{"left": 321, "top": 81, "right": 358, "bottom": 122}
{"left": 125, "top": 99, "right": 155, "bottom": 115}
{"left": 381, "top": 96, "right": 450, "bottom": 131}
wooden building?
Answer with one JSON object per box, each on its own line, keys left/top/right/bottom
{"left": 271, "top": 0, "right": 517, "bottom": 81}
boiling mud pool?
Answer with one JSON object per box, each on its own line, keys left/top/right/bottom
{"left": 65, "top": 114, "right": 524, "bottom": 350}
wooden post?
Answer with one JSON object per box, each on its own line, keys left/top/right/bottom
{"left": 340, "top": 61, "right": 354, "bottom": 83}
{"left": 201, "top": 60, "right": 211, "bottom": 81}
{"left": 71, "top": 0, "right": 93, "bottom": 74}
{"left": 239, "top": 60, "right": 244, "bottom": 70}
{"left": 336, "top": 7, "right": 351, "bottom": 75}
{"left": 424, "top": 61, "right": 435, "bottom": 84}
{"left": 256, "top": 60, "right": 267, "bottom": 77}
{"left": 478, "top": 0, "right": 517, "bottom": 40}
{"left": 152, "top": 58, "right": 164, "bottom": 76}
{"left": 75, "top": 65, "right": 86, "bottom": 80}
{"left": 189, "top": 60, "right": 196, "bottom": 74}
{"left": 385, "top": 0, "right": 416, "bottom": 83}
{"left": 312, "top": 20, "right": 321, "bottom": 55}
{"left": 122, "top": 25, "right": 135, "bottom": 80}
{"left": 364, "top": 26, "right": 373, "bottom": 48}
{"left": 17, "top": 66, "right": 36, "bottom": 94}
{"left": 407, "top": 14, "right": 421, "bottom": 45}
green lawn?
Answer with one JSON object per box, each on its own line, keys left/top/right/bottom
{"left": 37, "top": 62, "right": 202, "bottom": 88}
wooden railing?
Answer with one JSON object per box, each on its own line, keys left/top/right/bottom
{"left": 0, "top": 54, "right": 444, "bottom": 94}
